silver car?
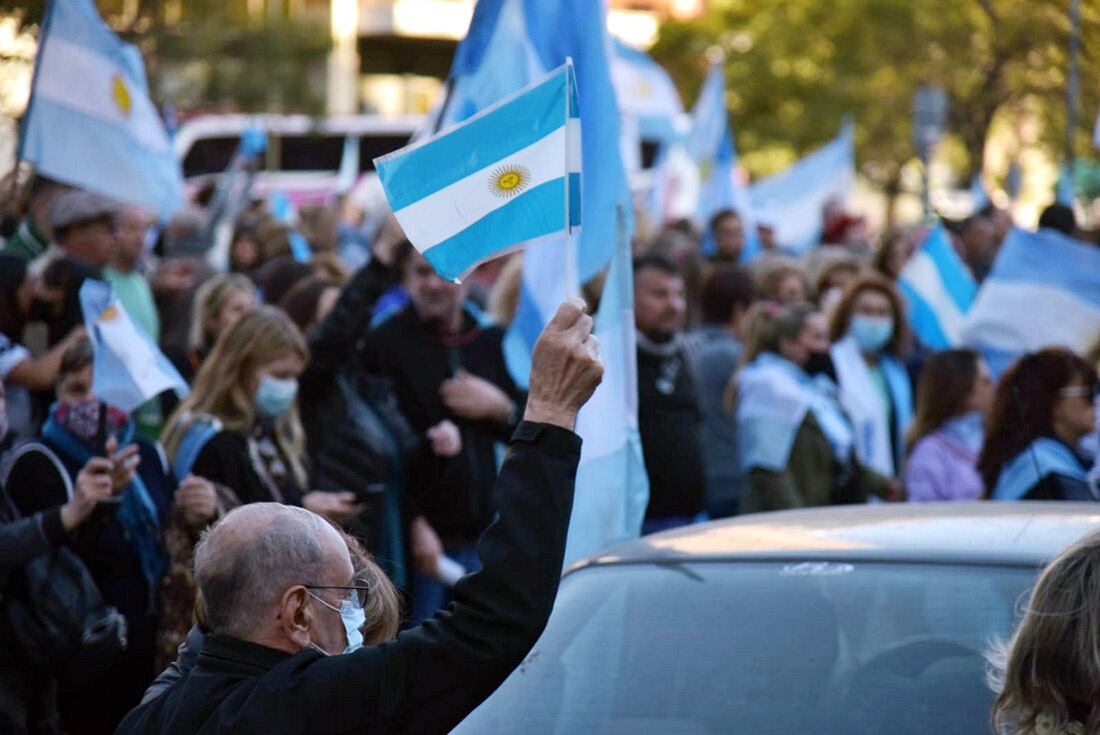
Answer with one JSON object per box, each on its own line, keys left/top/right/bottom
{"left": 456, "top": 502, "right": 1100, "bottom": 735}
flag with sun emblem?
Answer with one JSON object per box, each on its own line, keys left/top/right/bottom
{"left": 19, "top": 0, "right": 183, "bottom": 220}
{"left": 374, "top": 62, "right": 581, "bottom": 282}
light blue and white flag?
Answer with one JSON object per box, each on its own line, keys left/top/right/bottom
{"left": 79, "top": 279, "right": 188, "bottom": 413}
{"left": 898, "top": 226, "right": 977, "bottom": 349}
{"left": 20, "top": 0, "right": 183, "bottom": 220}
{"left": 564, "top": 208, "right": 649, "bottom": 567}
{"left": 962, "top": 227, "right": 1100, "bottom": 376}
{"left": 375, "top": 63, "right": 581, "bottom": 282}
{"left": 688, "top": 61, "right": 759, "bottom": 262}
{"left": 610, "top": 39, "right": 683, "bottom": 146}
{"left": 750, "top": 121, "right": 855, "bottom": 255}
{"left": 437, "top": 0, "right": 629, "bottom": 283}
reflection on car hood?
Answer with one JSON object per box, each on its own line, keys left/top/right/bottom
{"left": 572, "top": 502, "right": 1100, "bottom": 571}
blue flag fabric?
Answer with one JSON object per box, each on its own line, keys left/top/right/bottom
{"left": 21, "top": 0, "right": 183, "bottom": 220}
{"left": 962, "top": 227, "right": 1100, "bottom": 376}
{"left": 438, "top": 0, "right": 629, "bottom": 283}
{"left": 897, "top": 226, "right": 977, "bottom": 349}
{"left": 688, "top": 62, "right": 759, "bottom": 262}
{"left": 564, "top": 208, "right": 649, "bottom": 567}
{"left": 79, "top": 279, "right": 188, "bottom": 413}
{"left": 750, "top": 122, "right": 855, "bottom": 255}
{"left": 376, "top": 64, "right": 581, "bottom": 282}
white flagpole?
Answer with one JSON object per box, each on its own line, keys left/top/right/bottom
{"left": 563, "top": 58, "right": 580, "bottom": 300}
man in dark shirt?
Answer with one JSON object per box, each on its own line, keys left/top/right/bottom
{"left": 361, "top": 244, "right": 523, "bottom": 621}
{"left": 634, "top": 255, "right": 706, "bottom": 534}
{"left": 115, "top": 299, "right": 603, "bottom": 735}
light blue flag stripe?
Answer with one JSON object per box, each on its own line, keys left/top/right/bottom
{"left": 922, "top": 227, "right": 977, "bottom": 312}
{"left": 898, "top": 279, "right": 952, "bottom": 350}
{"left": 24, "top": 98, "right": 182, "bottom": 222}
{"left": 989, "top": 228, "right": 1100, "bottom": 310}
{"left": 377, "top": 67, "right": 569, "bottom": 212}
{"left": 422, "top": 180, "right": 567, "bottom": 283}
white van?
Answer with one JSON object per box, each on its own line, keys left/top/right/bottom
{"left": 172, "top": 113, "right": 424, "bottom": 203}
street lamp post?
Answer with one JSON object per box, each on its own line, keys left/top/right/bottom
{"left": 913, "top": 86, "right": 949, "bottom": 218}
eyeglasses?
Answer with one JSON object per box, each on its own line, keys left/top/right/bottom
{"left": 305, "top": 585, "right": 371, "bottom": 609}
{"left": 1058, "top": 385, "right": 1099, "bottom": 403}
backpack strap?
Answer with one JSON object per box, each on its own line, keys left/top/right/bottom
{"left": 172, "top": 416, "right": 223, "bottom": 481}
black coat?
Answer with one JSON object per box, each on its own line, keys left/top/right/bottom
{"left": 115, "top": 421, "right": 580, "bottom": 735}
{"left": 361, "top": 305, "right": 523, "bottom": 545}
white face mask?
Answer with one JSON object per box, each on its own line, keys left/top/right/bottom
{"left": 254, "top": 375, "right": 298, "bottom": 419}
{"left": 307, "top": 591, "right": 366, "bottom": 655}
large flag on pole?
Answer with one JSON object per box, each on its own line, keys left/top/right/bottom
{"left": 564, "top": 206, "right": 649, "bottom": 567}
{"left": 375, "top": 63, "right": 581, "bottom": 283}
{"left": 79, "top": 279, "right": 188, "bottom": 413}
{"left": 20, "top": 0, "right": 183, "bottom": 220}
{"left": 688, "top": 61, "right": 759, "bottom": 262}
{"left": 610, "top": 38, "right": 683, "bottom": 146}
{"left": 750, "top": 121, "right": 855, "bottom": 255}
{"left": 897, "top": 226, "right": 977, "bottom": 349}
{"left": 961, "top": 227, "right": 1100, "bottom": 376}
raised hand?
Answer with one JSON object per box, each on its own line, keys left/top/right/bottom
{"left": 523, "top": 298, "right": 603, "bottom": 431}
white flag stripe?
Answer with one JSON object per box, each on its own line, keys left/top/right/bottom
{"left": 962, "top": 280, "right": 1100, "bottom": 353}
{"left": 566, "top": 118, "right": 582, "bottom": 171}
{"left": 35, "top": 37, "right": 171, "bottom": 154}
{"left": 900, "top": 252, "right": 967, "bottom": 343}
{"left": 394, "top": 123, "right": 568, "bottom": 250}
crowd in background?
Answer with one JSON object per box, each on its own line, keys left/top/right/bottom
{"left": 0, "top": 172, "right": 1099, "bottom": 733}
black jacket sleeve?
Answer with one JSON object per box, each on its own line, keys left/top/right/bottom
{"left": 305, "top": 258, "right": 393, "bottom": 381}
{"left": 295, "top": 421, "right": 581, "bottom": 732}
{"left": 0, "top": 502, "right": 67, "bottom": 574}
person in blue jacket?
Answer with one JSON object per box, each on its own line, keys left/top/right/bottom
{"left": 979, "top": 348, "right": 1097, "bottom": 501}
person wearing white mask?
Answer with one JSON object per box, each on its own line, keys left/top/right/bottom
{"left": 828, "top": 274, "right": 914, "bottom": 480}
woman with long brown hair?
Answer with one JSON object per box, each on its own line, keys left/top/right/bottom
{"left": 989, "top": 528, "right": 1100, "bottom": 733}
{"left": 904, "top": 349, "right": 993, "bottom": 501}
{"left": 979, "top": 348, "right": 1097, "bottom": 501}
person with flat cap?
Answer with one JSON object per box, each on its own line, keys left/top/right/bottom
{"left": 48, "top": 189, "right": 124, "bottom": 275}
{"left": 115, "top": 298, "right": 603, "bottom": 735}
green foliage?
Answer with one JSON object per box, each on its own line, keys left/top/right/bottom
{"left": 651, "top": 0, "right": 1100, "bottom": 190}
{"left": 3, "top": 0, "right": 331, "bottom": 113}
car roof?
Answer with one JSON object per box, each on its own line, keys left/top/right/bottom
{"left": 568, "top": 502, "right": 1100, "bottom": 573}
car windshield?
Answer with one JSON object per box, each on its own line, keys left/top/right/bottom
{"left": 456, "top": 561, "right": 1035, "bottom": 735}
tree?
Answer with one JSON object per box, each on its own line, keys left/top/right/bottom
{"left": 1, "top": 0, "right": 331, "bottom": 113}
{"left": 651, "top": 0, "right": 1100, "bottom": 214}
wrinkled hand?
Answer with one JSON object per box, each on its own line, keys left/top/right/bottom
{"left": 524, "top": 298, "right": 603, "bottom": 431}
{"left": 303, "top": 491, "right": 364, "bottom": 524}
{"left": 106, "top": 435, "right": 140, "bottom": 493}
{"left": 427, "top": 420, "right": 462, "bottom": 458}
{"left": 62, "top": 457, "right": 115, "bottom": 530}
{"left": 439, "top": 371, "right": 514, "bottom": 424}
{"left": 409, "top": 515, "right": 443, "bottom": 577}
{"left": 176, "top": 474, "right": 219, "bottom": 529}
{"left": 883, "top": 479, "right": 906, "bottom": 502}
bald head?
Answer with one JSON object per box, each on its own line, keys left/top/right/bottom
{"left": 194, "top": 503, "right": 350, "bottom": 639}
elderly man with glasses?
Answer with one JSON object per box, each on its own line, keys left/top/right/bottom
{"left": 116, "top": 299, "right": 602, "bottom": 734}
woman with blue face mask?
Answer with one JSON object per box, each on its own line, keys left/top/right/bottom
{"left": 904, "top": 349, "right": 994, "bottom": 501}
{"left": 828, "top": 274, "right": 914, "bottom": 480}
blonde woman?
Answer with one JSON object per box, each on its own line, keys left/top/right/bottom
{"left": 990, "top": 529, "right": 1100, "bottom": 734}
{"left": 168, "top": 273, "right": 257, "bottom": 385}
{"left": 162, "top": 306, "right": 359, "bottom": 521}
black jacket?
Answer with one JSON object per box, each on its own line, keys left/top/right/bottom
{"left": 636, "top": 339, "right": 706, "bottom": 519}
{"left": 190, "top": 429, "right": 304, "bottom": 507}
{"left": 361, "top": 305, "right": 523, "bottom": 545}
{"left": 115, "top": 421, "right": 580, "bottom": 735}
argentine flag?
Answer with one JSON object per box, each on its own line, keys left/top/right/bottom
{"left": 688, "top": 61, "right": 760, "bottom": 262}
{"left": 21, "top": 0, "right": 183, "bottom": 220}
{"left": 962, "top": 227, "right": 1100, "bottom": 376}
{"left": 564, "top": 207, "right": 649, "bottom": 567}
{"left": 898, "top": 226, "right": 977, "bottom": 349}
{"left": 610, "top": 39, "right": 683, "bottom": 146}
{"left": 375, "top": 63, "right": 581, "bottom": 282}
{"left": 79, "top": 279, "right": 188, "bottom": 413}
{"left": 750, "top": 121, "right": 855, "bottom": 255}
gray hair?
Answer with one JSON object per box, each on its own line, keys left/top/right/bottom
{"left": 194, "top": 503, "right": 330, "bottom": 637}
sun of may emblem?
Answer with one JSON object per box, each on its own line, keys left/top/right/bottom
{"left": 489, "top": 165, "right": 531, "bottom": 198}
{"left": 112, "top": 74, "right": 132, "bottom": 116}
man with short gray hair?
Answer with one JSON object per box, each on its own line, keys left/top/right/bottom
{"left": 116, "top": 298, "right": 603, "bottom": 734}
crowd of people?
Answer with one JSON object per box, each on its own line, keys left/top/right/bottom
{"left": 0, "top": 172, "right": 1098, "bottom": 733}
